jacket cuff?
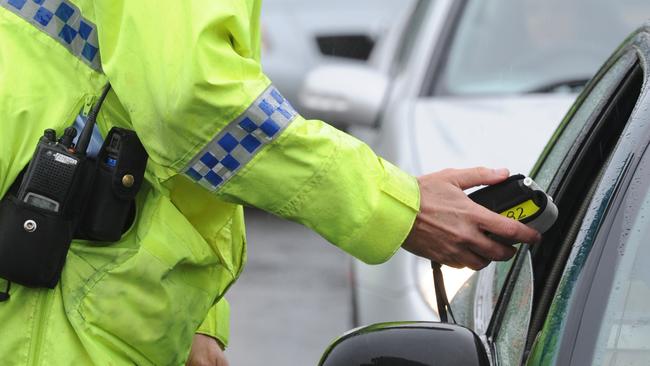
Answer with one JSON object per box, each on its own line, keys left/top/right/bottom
{"left": 341, "top": 159, "right": 420, "bottom": 264}
{"left": 196, "top": 298, "right": 231, "bottom": 349}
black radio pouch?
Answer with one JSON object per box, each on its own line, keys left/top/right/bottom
{"left": 77, "top": 127, "right": 148, "bottom": 242}
{"left": 0, "top": 131, "right": 147, "bottom": 292}
{"left": 0, "top": 191, "right": 74, "bottom": 288}
{"left": 0, "top": 159, "right": 88, "bottom": 289}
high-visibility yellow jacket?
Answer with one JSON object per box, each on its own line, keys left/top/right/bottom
{"left": 0, "top": 0, "right": 420, "bottom": 364}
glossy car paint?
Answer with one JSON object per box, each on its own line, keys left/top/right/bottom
{"left": 319, "top": 322, "right": 490, "bottom": 366}
{"left": 411, "top": 96, "right": 574, "bottom": 177}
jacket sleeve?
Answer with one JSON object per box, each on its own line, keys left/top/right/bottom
{"left": 196, "top": 298, "right": 230, "bottom": 349}
{"left": 93, "top": 0, "right": 419, "bottom": 264}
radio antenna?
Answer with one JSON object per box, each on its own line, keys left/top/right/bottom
{"left": 76, "top": 83, "right": 111, "bottom": 154}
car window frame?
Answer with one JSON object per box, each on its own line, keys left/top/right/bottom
{"left": 482, "top": 28, "right": 650, "bottom": 364}
{"left": 565, "top": 136, "right": 650, "bottom": 365}
{"left": 389, "top": 0, "right": 434, "bottom": 75}
{"left": 418, "top": 0, "right": 468, "bottom": 98}
{"left": 554, "top": 32, "right": 650, "bottom": 365}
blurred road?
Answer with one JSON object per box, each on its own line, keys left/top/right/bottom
{"left": 226, "top": 209, "right": 352, "bottom": 366}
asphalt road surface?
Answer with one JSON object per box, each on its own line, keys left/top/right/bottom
{"left": 226, "top": 209, "right": 352, "bottom": 365}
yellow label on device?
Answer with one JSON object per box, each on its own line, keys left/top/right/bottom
{"left": 500, "top": 200, "right": 540, "bottom": 221}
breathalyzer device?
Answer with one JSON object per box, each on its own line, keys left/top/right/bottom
{"left": 468, "top": 174, "right": 558, "bottom": 235}
{"left": 433, "top": 174, "right": 558, "bottom": 324}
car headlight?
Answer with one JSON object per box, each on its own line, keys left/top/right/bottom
{"left": 415, "top": 257, "right": 475, "bottom": 313}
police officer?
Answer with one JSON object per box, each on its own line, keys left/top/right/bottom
{"left": 0, "top": 0, "right": 539, "bottom": 365}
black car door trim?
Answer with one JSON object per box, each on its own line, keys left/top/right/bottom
{"left": 529, "top": 28, "right": 650, "bottom": 365}
{"left": 485, "top": 243, "right": 531, "bottom": 343}
{"left": 484, "top": 28, "right": 650, "bottom": 363}
{"left": 560, "top": 40, "right": 650, "bottom": 363}
{"left": 525, "top": 62, "right": 645, "bottom": 353}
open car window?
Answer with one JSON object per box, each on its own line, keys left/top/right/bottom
{"left": 486, "top": 48, "right": 644, "bottom": 364}
{"left": 450, "top": 52, "right": 640, "bottom": 341}
{"left": 533, "top": 52, "right": 638, "bottom": 190}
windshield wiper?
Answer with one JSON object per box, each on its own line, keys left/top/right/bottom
{"left": 527, "top": 77, "right": 592, "bottom": 94}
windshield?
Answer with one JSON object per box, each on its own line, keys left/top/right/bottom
{"left": 435, "top": 0, "right": 650, "bottom": 95}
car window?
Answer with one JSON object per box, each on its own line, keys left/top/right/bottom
{"left": 462, "top": 52, "right": 635, "bottom": 326}
{"left": 433, "top": 0, "right": 650, "bottom": 95}
{"left": 534, "top": 52, "right": 638, "bottom": 190}
{"left": 487, "top": 51, "right": 642, "bottom": 364}
{"left": 593, "top": 170, "right": 650, "bottom": 365}
{"left": 527, "top": 59, "right": 646, "bottom": 365}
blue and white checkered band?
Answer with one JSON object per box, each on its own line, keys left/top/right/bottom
{"left": 184, "top": 86, "right": 298, "bottom": 191}
{"left": 1, "top": 0, "right": 101, "bottom": 71}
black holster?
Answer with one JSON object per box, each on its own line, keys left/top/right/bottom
{"left": 0, "top": 195, "right": 75, "bottom": 288}
{"left": 0, "top": 127, "right": 148, "bottom": 289}
{"left": 77, "top": 128, "right": 148, "bottom": 242}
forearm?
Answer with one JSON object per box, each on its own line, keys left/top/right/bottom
{"left": 218, "top": 116, "right": 420, "bottom": 263}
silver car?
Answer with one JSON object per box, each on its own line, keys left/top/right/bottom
{"left": 320, "top": 23, "right": 650, "bottom": 365}
{"left": 261, "top": 0, "right": 415, "bottom": 104}
{"left": 300, "top": 0, "right": 650, "bottom": 326}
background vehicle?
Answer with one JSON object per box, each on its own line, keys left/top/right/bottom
{"left": 300, "top": 0, "right": 650, "bottom": 326}
{"left": 261, "top": 0, "right": 415, "bottom": 103}
{"left": 320, "top": 23, "right": 650, "bottom": 366}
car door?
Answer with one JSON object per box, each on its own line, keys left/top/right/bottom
{"left": 456, "top": 26, "right": 650, "bottom": 365}
{"left": 528, "top": 30, "right": 650, "bottom": 366}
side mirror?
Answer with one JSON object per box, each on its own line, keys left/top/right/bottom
{"left": 319, "top": 322, "right": 489, "bottom": 366}
{"left": 299, "top": 63, "right": 389, "bottom": 129}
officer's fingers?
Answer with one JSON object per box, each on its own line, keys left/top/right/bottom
{"left": 422, "top": 239, "right": 489, "bottom": 270}
{"left": 214, "top": 346, "right": 229, "bottom": 366}
{"left": 465, "top": 232, "right": 517, "bottom": 262}
{"left": 451, "top": 247, "right": 491, "bottom": 271}
{"left": 476, "top": 207, "right": 541, "bottom": 244}
{"left": 440, "top": 259, "right": 464, "bottom": 269}
{"left": 444, "top": 167, "right": 510, "bottom": 190}
{"left": 186, "top": 334, "right": 227, "bottom": 366}
{"left": 216, "top": 354, "right": 230, "bottom": 366}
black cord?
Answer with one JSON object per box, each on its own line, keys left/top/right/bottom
{"left": 431, "top": 261, "right": 456, "bottom": 324}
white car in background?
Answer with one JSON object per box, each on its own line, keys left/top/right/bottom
{"left": 261, "top": 0, "right": 415, "bottom": 104}
{"left": 300, "top": 0, "right": 650, "bottom": 326}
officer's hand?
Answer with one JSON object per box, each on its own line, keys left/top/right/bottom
{"left": 186, "top": 333, "right": 229, "bottom": 366}
{"left": 402, "top": 167, "right": 541, "bottom": 270}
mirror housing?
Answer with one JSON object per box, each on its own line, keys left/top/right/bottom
{"left": 299, "top": 63, "right": 389, "bottom": 128}
{"left": 319, "top": 322, "right": 489, "bottom": 366}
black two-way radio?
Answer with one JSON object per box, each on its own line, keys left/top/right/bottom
{"left": 0, "top": 85, "right": 112, "bottom": 294}
{"left": 0, "top": 83, "right": 148, "bottom": 297}
{"left": 16, "top": 127, "right": 85, "bottom": 214}
{"left": 17, "top": 85, "right": 112, "bottom": 215}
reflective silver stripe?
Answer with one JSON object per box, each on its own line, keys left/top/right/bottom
{"left": 184, "top": 85, "right": 298, "bottom": 192}
{"left": 1, "top": 0, "right": 101, "bottom": 71}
